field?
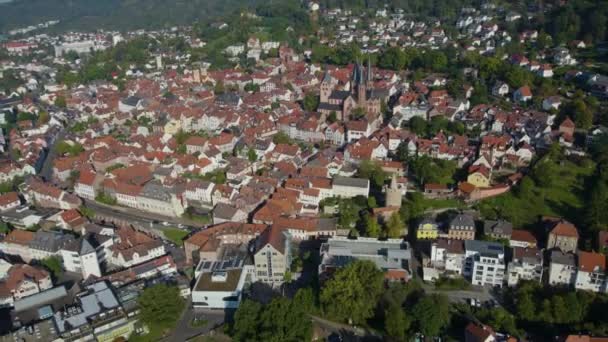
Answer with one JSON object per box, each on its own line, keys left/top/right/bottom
{"left": 163, "top": 228, "right": 189, "bottom": 246}
{"left": 478, "top": 158, "right": 595, "bottom": 229}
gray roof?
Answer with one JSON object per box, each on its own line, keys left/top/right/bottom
{"left": 321, "top": 237, "right": 411, "bottom": 271}
{"left": 450, "top": 214, "right": 475, "bottom": 231}
{"left": 550, "top": 250, "right": 576, "bottom": 266}
{"left": 122, "top": 96, "right": 141, "bottom": 107}
{"left": 213, "top": 202, "right": 239, "bottom": 220}
{"left": 29, "top": 231, "right": 73, "bottom": 253}
{"left": 483, "top": 220, "right": 513, "bottom": 236}
{"left": 140, "top": 181, "right": 172, "bottom": 201}
{"left": 464, "top": 240, "right": 504, "bottom": 258}
{"left": 333, "top": 176, "right": 369, "bottom": 189}
{"left": 14, "top": 286, "right": 68, "bottom": 312}
{"left": 53, "top": 281, "right": 119, "bottom": 333}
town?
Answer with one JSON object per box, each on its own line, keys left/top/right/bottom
{"left": 1, "top": 0, "right": 608, "bottom": 341}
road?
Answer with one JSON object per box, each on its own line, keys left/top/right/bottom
{"left": 311, "top": 315, "right": 383, "bottom": 342}
{"left": 39, "top": 128, "right": 66, "bottom": 181}
{"left": 163, "top": 300, "right": 227, "bottom": 342}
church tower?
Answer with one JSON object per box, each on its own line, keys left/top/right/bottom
{"left": 356, "top": 63, "right": 367, "bottom": 108}
{"left": 320, "top": 72, "right": 333, "bottom": 103}
{"left": 385, "top": 173, "right": 403, "bottom": 208}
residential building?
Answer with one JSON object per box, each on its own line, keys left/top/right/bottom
{"left": 60, "top": 234, "right": 112, "bottom": 279}
{"left": 447, "top": 214, "right": 476, "bottom": 240}
{"left": 506, "top": 247, "right": 543, "bottom": 286}
{"left": 575, "top": 251, "right": 606, "bottom": 293}
{"left": 253, "top": 226, "right": 291, "bottom": 286}
{"left": 483, "top": 220, "right": 512, "bottom": 240}
{"left": 428, "top": 239, "right": 465, "bottom": 275}
{"left": 417, "top": 217, "right": 439, "bottom": 240}
{"left": 464, "top": 240, "right": 506, "bottom": 287}
{"left": 0, "top": 264, "right": 52, "bottom": 307}
{"left": 465, "top": 322, "right": 496, "bottom": 342}
{"left": 548, "top": 250, "right": 577, "bottom": 287}
{"left": 547, "top": 220, "right": 579, "bottom": 253}
{"left": 108, "top": 226, "right": 165, "bottom": 268}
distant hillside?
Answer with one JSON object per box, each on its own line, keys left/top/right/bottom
{"left": 0, "top": 0, "right": 265, "bottom": 33}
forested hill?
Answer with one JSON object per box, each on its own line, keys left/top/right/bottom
{"left": 0, "top": 0, "right": 265, "bottom": 32}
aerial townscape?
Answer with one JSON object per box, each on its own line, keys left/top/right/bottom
{"left": 1, "top": 0, "right": 608, "bottom": 341}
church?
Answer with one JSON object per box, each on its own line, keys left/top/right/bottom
{"left": 318, "top": 60, "right": 386, "bottom": 122}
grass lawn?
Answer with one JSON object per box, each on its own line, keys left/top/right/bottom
{"left": 421, "top": 197, "right": 466, "bottom": 210}
{"left": 478, "top": 158, "right": 595, "bottom": 228}
{"left": 163, "top": 228, "right": 189, "bottom": 246}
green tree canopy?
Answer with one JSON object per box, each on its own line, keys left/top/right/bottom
{"left": 320, "top": 260, "right": 384, "bottom": 325}
{"left": 137, "top": 284, "right": 185, "bottom": 330}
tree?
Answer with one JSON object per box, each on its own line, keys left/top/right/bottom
{"left": 37, "top": 111, "right": 50, "bottom": 125}
{"left": 41, "top": 256, "right": 63, "bottom": 278}
{"left": 338, "top": 199, "right": 358, "bottom": 228}
{"left": 137, "top": 284, "right": 185, "bottom": 330}
{"left": 272, "top": 131, "right": 293, "bottom": 145}
{"left": 54, "top": 95, "right": 67, "bottom": 108}
{"left": 327, "top": 111, "right": 337, "bottom": 123}
{"left": 247, "top": 148, "right": 258, "bottom": 162}
{"left": 384, "top": 303, "right": 410, "bottom": 340}
{"left": 320, "top": 260, "right": 384, "bottom": 325}
{"left": 378, "top": 47, "right": 408, "bottom": 70}
{"left": 385, "top": 212, "right": 405, "bottom": 238}
{"left": 232, "top": 300, "right": 262, "bottom": 341}
{"left": 303, "top": 93, "right": 319, "bottom": 112}
{"left": 214, "top": 80, "right": 225, "bottom": 95}
{"left": 232, "top": 297, "right": 312, "bottom": 342}
{"left": 357, "top": 160, "right": 387, "bottom": 189}
{"left": 412, "top": 294, "right": 451, "bottom": 337}
{"left": 408, "top": 116, "right": 428, "bottom": 136}
{"left": 364, "top": 214, "right": 381, "bottom": 238}
{"left": 395, "top": 141, "right": 410, "bottom": 162}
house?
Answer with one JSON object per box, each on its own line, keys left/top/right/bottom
{"left": 184, "top": 222, "right": 266, "bottom": 264}
{"left": 213, "top": 203, "right": 248, "bottom": 224}
{"left": 507, "top": 247, "right": 543, "bottom": 286}
{"left": 575, "top": 251, "right": 606, "bottom": 293}
{"left": 483, "top": 220, "right": 512, "bottom": 240}
{"left": 464, "top": 240, "right": 505, "bottom": 287}
{"left": 492, "top": 82, "right": 509, "bottom": 97}
{"left": 467, "top": 165, "right": 491, "bottom": 188}
{"left": 108, "top": 226, "right": 165, "bottom": 268}
{"left": 428, "top": 239, "right": 465, "bottom": 276}
{"left": 0, "top": 264, "right": 52, "bottom": 307}
{"left": 548, "top": 250, "right": 577, "bottom": 286}
{"left": 465, "top": 322, "right": 496, "bottom": 342}
{"left": 0, "top": 192, "right": 20, "bottom": 212}
{"left": 510, "top": 229, "right": 537, "bottom": 248}
{"left": 543, "top": 96, "right": 562, "bottom": 111}
{"left": 253, "top": 226, "right": 291, "bottom": 286}
{"left": 513, "top": 86, "right": 532, "bottom": 103}
{"left": 417, "top": 217, "right": 439, "bottom": 240}
{"left": 447, "top": 214, "right": 476, "bottom": 240}
{"left": 559, "top": 117, "right": 575, "bottom": 138}
{"left": 320, "top": 237, "right": 412, "bottom": 282}
{"left": 547, "top": 219, "right": 579, "bottom": 253}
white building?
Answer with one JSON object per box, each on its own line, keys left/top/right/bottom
{"left": 60, "top": 235, "right": 112, "bottom": 279}
{"left": 506, "top": 247, "right": 543, "bottom": 286}
{"left": 191, "top": 254, "right": 254, "bottom": 309}
{"left": 331, "top": 177, "right": 369, "bottom": 198}
{"left": 575, "top": 251, "right": 606, "bottom": 293}
{"left": 429, "top": 239, "right": 465, "bottom": 275}
{"left": 548, "top": 250, "right": 577, "bottom": 287}
{"left": 464, "top": 240, "right": 505, "bottom": 287}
